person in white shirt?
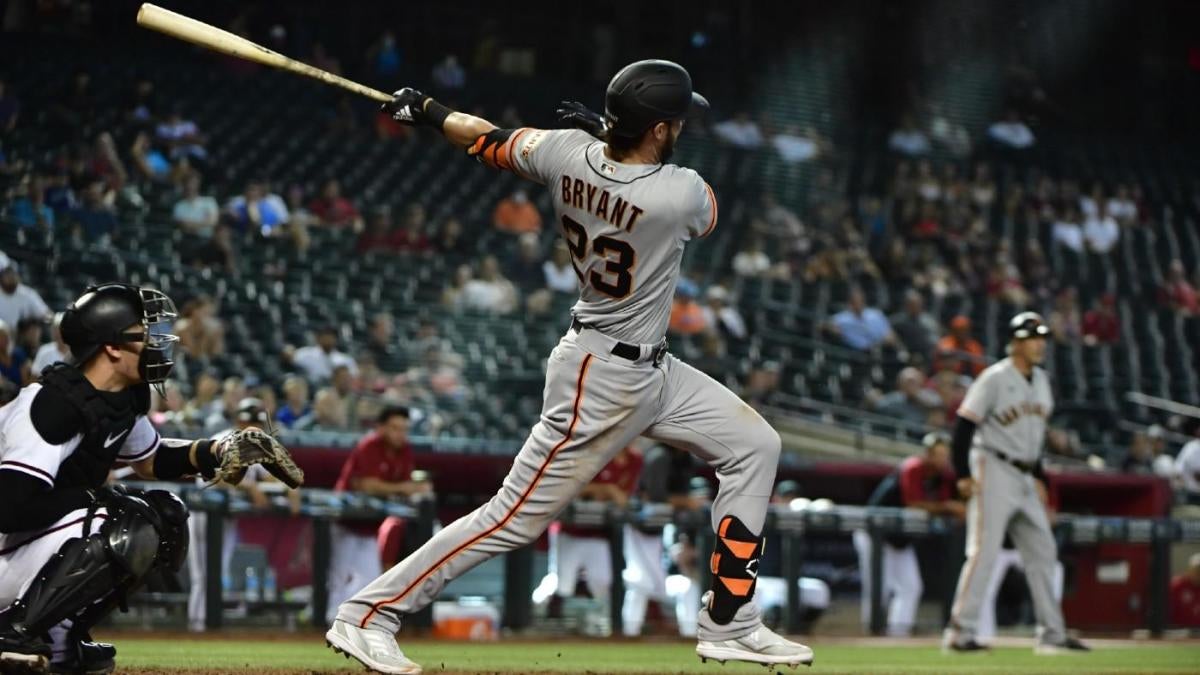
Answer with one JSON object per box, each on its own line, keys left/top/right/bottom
{"left": 173, "top": 175, "right": 219, "bottom": 238}
{"left": 712, "top": 113, "right": 764, "bottom": 149}
{"left": 987, "top": 110, "right": 1036, "bottom": 149}
{"left": 888, "top": 115, "right": 931, "bottom": 156}
{"left": 1106, "top": 184, "right": 1139, "bottom": 226}
{"left": 771, "top": 125, "right": 823, "bottom": 163}
{"left": 542, "top": 241, "right": 579, "bottom": 294}
{"left": 460, "top": 256, "right": 518, "bottom": 314}
{"left": 31, "top": 313, "right": 70, "bottom": 375}
{"left": 1083, "top": 206, "right": 1120, "bottom": 254}
{"left": 155, "top": 109, "right": 208, "bottom": 161}
{"left": 0, "top": 261, "right": 50, "bottom": 333}
{"left": 1051, "top": 208, "right": 1084, "bottom": 253}
{"left": 700, "top": 286, "right": 747, "bottom": 342}
{"left": 288, "top": 326, "right": 358, "bottom": 383}
{"left": 1175, "top": 421, "right": 1200, "bottom": 507}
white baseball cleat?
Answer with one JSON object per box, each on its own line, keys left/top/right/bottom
{"left": 696, "top": 625, "right": 814, "bottom": 668}
{"left": 325, "top": 619, "right": 422, "bottom": 674}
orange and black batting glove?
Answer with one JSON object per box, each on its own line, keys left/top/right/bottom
{"left": 707, "top": 515, "right": 765, "bottom": 624}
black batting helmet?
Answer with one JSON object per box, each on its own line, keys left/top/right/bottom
{"left": 1009, "top": 311, "right": 1051, "bottom": 340}
{"left": 61, "top": 283, "right": 179, "bottom": 384}
{"left": 605, "top": 59, "right": 709, "bottom": 140}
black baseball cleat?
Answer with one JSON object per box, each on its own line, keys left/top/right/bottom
{"left": 0, "top": 627, "right": 51, "bottom": 673}
{"left": 48, "top": 635, "right": 116, "bottom": 675}
{"left": 1034, "top": 637, "right": 1091, "bottom": 655}
{"left": 942, "top": 639, "right": 990, "bottom": 654}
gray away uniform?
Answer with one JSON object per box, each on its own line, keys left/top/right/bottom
{"left": 947, "top": 357, "right": 1066, "bottom": 644}
{"left": 337, "top": 129, "right": 780, "bottom": 639}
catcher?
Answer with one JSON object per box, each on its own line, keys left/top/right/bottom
{"left": 0, "top": 283, "right": 302, "bottom": 674}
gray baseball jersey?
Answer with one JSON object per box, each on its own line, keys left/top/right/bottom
{"left": 336, "top": 127, "right": 777, "bottom": 644}
{"left": 506, "top": 129, "right": 717, "bottom": 344}
{"left": 957, "top": 357, "right": 1053, "bottom": 464}
{"left": 945, "top": 357, "right": 1067, "bottom": 646}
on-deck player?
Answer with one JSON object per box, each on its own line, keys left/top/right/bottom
{"left": 942, "top": 312, "right": 1089, "bottom": 654}
{"left": 325, "top": 59, "right": 813, "bottom": 673}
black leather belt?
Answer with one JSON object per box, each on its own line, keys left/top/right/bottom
{"left": 571, "top": 318, "right": 666, "bottom": 365}
{"left": 990, "top": 449, "right": 1035, "bottom": 474}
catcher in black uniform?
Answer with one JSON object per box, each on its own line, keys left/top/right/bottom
{"left": 0, "top": 283, "right": 303, "bottom": 674}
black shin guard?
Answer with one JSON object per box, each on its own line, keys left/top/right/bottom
{"left": 707, "top": 515, "right": 765, "bottom": 624}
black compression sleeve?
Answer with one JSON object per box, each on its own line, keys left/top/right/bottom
{"left": 425, "top": 99, "right": 453, "bottom": 131}
{"left": 1032, "top": 458, "right": 1047, "bottom": 481}
{"left": 152, "top": 438, "right": 218, "bottom": 480}
{"left": 951, "top": 416, "right": 977, "bottom": 478}
{"left": 0, "top": 471, "right": 93, "bottom": 534}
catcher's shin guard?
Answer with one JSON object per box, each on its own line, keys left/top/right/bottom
{"left": 5, "top": 495, "right": 167, "bottom": 637}
{"left": 707, "top": 516, "right": 764, "bottom": 624}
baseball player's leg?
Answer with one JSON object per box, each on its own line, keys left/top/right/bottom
{"left": 887, "top": 545, "right": 923, "bottom": 636}
{"left": 645, "top": 356, "right": 810, "bottom": 665}
{"left": 187, "top": 512, "right": 208, "bottom": 631}
{"left": 978, "top": 548, "right": 1020, "bottom": 641}
{"left": 946, "top": 457, "right": 1013, "bottom": 648}
{"left": 326, "top": 528, "right": 381, "bottom": 624}
{"left": 334, "top": 341, "right": 660, "bottom": 637}
{"left": 1008, "top": 500, "right": 1067, "bottom": 646}
{"left": 621, "top": 527, "right": 666, "bottom": 636}
{"left": 851, "top": 530, "right": 874, "bottom": 629}
{"left": 553, "top": 533, "right": 584, "bottom": 597}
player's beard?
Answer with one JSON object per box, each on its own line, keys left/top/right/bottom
{"left": 658, "top": 133, "right": 677, "bottom": 164}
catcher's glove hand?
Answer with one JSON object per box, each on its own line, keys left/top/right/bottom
{"left": 215, "top": 427, "right": 304, "bottom": 489}
{"left": 556, "top": 100, "right": 607, "bottom": 139}
{"left": 382, "top": 87, "right": 432, "bottom": 126}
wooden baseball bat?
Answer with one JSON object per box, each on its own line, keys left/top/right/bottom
{"left": 136, "top": 3, "right": 392, "bottom": 103}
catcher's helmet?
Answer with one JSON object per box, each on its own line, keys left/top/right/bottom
{"left": 1009, "top": 311, "right": 1051, "bottom": 340}
{"left": 61, "top": 283, "right": 179, "bottom": 384}
{"left": 605, "top": 59, "right": 709, "bottom": 139}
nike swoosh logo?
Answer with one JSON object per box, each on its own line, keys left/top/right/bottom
{"left": 104, "top": 429, "right": 130, "bottom": 448}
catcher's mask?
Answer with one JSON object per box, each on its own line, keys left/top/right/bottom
{"left": 62, "top": 283, "right": 179, "bottom": 390}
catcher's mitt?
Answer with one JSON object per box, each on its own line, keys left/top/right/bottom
{"left": 214, "top": 427, "right": 304, "bottom": 489}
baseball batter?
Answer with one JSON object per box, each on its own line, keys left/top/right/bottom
{"left": 943, "top": 312, "right": 1089, "bottom": 654}
{"left": 325, "top": 60, "right": 813, "bottom": 674}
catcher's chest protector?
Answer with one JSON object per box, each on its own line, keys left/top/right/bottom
{"left": 34, "top": 364, "right": 149, "bottom": 489}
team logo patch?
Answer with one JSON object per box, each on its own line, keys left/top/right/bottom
{"left": 600, "top": 162, "right": 616, "bottom": 175}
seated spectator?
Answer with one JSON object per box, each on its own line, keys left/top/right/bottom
{"left": 149, "top": 380, "right": 187, "bottom": 427}
{"left": 175, "top": 295, "right": 226, "bottom": 360}
{"left": 173, "top": 174, "right": 219, "bottom": 237}
{"left": 1106, "top": 184, "right": 1139, "bottom": 226}
{"left": 1051, "top": 207, "right": 1084, "bottom": 253}
{"left": 492, "top": 189, "right": 542, "bottom": 234}
{"left": 888, "top": 114, "right": 931, "bottom": 156}
{"left": 1079, "top": 182, "right": 1105, "bottom": 219}
{"left": 407, "top": 344, "right": 466, "bottom": 406}
{"left": 984, "top": 257, "right": 1030, "bottom": 307}
{"left": 0, "top": 261, "right": 50, "bottom": 332}
{"left": 129, "top": 131, "right": 171, "bottom": 183}
{"left": 288, "top": 325, "right": 358, "bottom": 383}
{"left": 367, "top": 31, "right": 403, "bottom": 79}
{"left": 32, "top": 312, "right": 70, "bottom": 375}
{"left": 825, "top": 286, "right": 895, "bottom": 352}
{"left": 700, "top": 285, "right": 747, "bottom": 344}
{"left": 970, "top": 163, "right": 996, "bottom": 208}
{"left": 14, "top": 318, "right": 41, "bottom": 364}
{"left": 1171, "top": 554, "right": 1200, "bottom": 627}
{"left": 279, "top": 184, "right": 314, "bottom": 254}
{"left": 915, "top": 160, "right": 942, "bottom": 202}
{"left": 442, "top": 264, "right": 474, "bottom": 310}
{"left": 155, "top": 107, "right": 208, "bottom": 163}
{"left": 226, "top": 179, "right": 289, "bottom": 236}
{"left": 186, "top": 222, "right": 237, "bottom": 274}
{"left": 1161, "top": 259, "right": 1198, "bottom": 316}
{"left": 182, "top": 372, "right": 223, "bottom": 430}
{"left": 356, "top": 205, "right": 396, "bottom": 254}
{"left": 987, "top": 110, "right": 1035, "bottom": 149}
{"left": 871, "top": 367, "right": 941, "bottom": 427}
{"left": 771, "top": 124, "right": 826, "bottom": 163}
{"left": 757, "top": 193, "right": 807, "bottom": 249}
{"left": 1174, "top": 420, "right": 1200, "bottom": 507}
{"left": 508, "top": 233, "right": 553, "bottom": 314}
{"left": 9, "top": 176, "right": 54, "bottom": 230}
{"left": 125, "top": 77, "right": 156, "bottom": 124}
{"left": 1082, "top": 294, "right": 1120, "bottom": 346}
{"left": 433, "top": 217, "right": 471, "bottom": 260}
{"left": 328, "top": 406, "right": 431, "bottom": 622}
{"left": 275, "top": 375, "right": 313, "bottom": 428}
{"left": 669, "top": 281, "right": 708, "bottom": 337}
{"left": 366, "top": 312, "right": 400, "bottom": 374}
{"left": 712, "top": 112, "right": 765, "bottom": 149}
{"left": 309, "top": 178, "right": 363, "bottom": 230}
{"left": 1047, "top": 287, "right": 1082, "bottom": 345}
{"left": 70, "top": 179, "right": 118, "bottom": 240}
{"left": 936, "top": 315, "right": 986, "bottom": 376}
{"left": 732, "top": 236, "right": 777, "bottom": 278}
{"left": 306, "top": 387, "right": 349, "bottom": 430}
{"left": 543, "top": 240, "right": 579, "bottom": 295}
{"left": 394, "top": 204, "right": 432, "bottom": 253}
{"left": 1123, "top": 425, "right": 1168, "bottom": 474}
{"left": 0, "top": 77, "right": 19, "bottom": 133}
{"left": 460, "top": 256, "right": 518, "bottom": 314}
{"left": 431, "top": 54, "right": 466, "bottom": 92}
{"left": 0, "top": 320, "right": 30, "bottom": 387}
{"left": 1083, "top": 204, "right": 1120, "bottom": 255}
{"left": 1020, "top": 238, "right": 1052, "bottom": 304}
{"left": 930, "top": 109, "right": 971, "bottom": 157}
{"left": 890, "top": 290, "right": 939, "bottom": 361}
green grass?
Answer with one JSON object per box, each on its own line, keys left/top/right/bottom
{"left": 105, "top": 637, "right": 1200, "bottom": 674}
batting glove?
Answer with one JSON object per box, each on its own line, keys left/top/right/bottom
{"left": 382, "top": 87, "right": 432, "bottom": 126}
{"left": 556, "top": 100, "right": 607, "bottom": 139}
